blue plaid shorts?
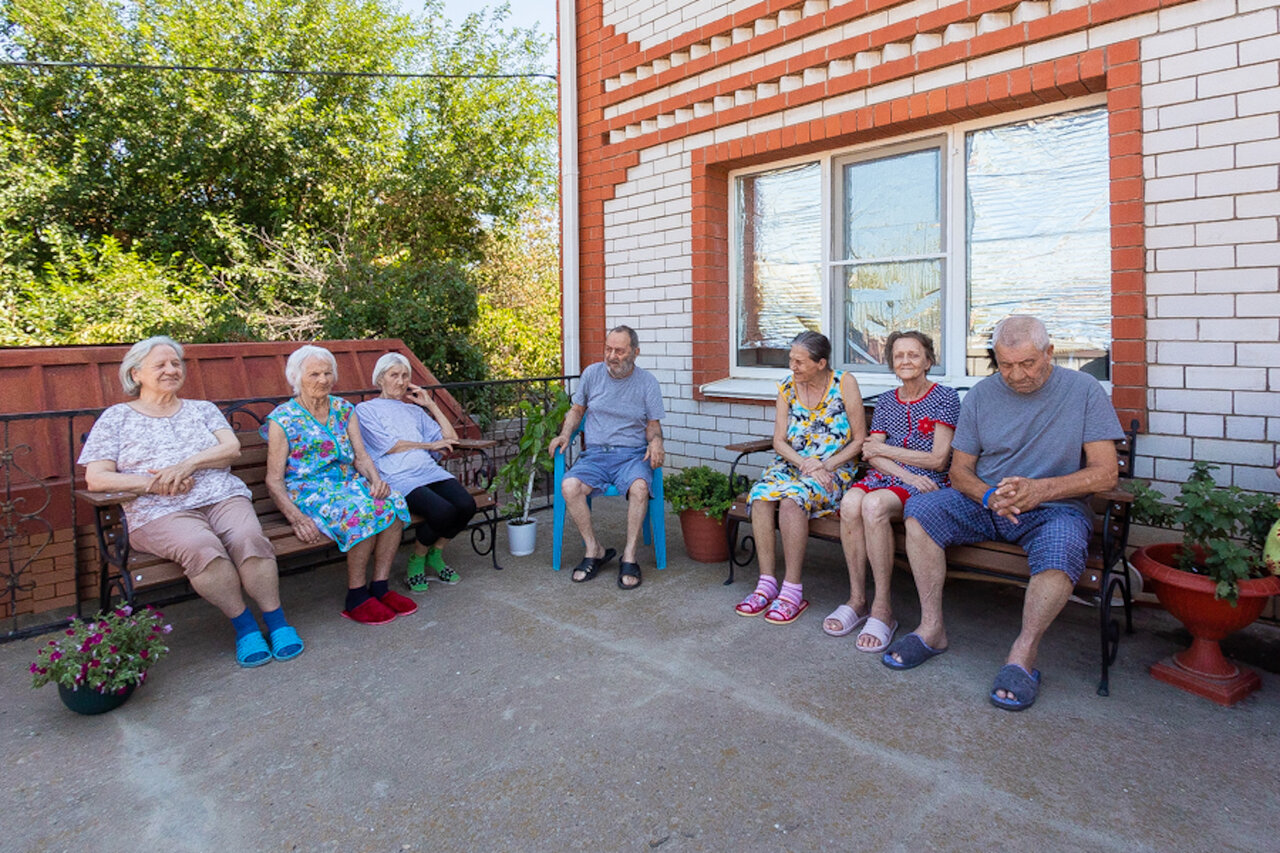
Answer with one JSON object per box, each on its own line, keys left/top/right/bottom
{"left": 904, "top": 488, "right": 1093, "bottom": 583}
{"left": 565, "top": 446, "right": 652, "bottom": 497}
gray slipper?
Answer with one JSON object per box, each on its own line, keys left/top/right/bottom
{"left": 881, "top": 632, "right": 948, "bottom": 670}
{"left": 990, "top": 664, "right": 1041, "bottom": 711}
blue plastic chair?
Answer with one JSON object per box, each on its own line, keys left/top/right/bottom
{"left": 552, "top": 423, "right": 666, "bottom": 572}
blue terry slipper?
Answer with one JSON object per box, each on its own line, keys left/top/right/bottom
{"left": 269, "top": 625, "right": 305, "bottom": 662}
{"left": 990, "top": 663, "right": 1041, "bottom": 711}
{"left": 236, "top": 631, "right": 272, "bottom": 668}
{"left": 881, "top": 632, "right": 948, "bottom": 670}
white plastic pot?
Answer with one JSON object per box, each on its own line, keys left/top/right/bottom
{"left": 506, "top": 518, "right": 538, "bottom": 556}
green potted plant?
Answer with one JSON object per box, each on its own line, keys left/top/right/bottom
{"left": 1126, "top": 461, "right": 1280, "bottom": 705}
{"left": 495, "top": 390, "right": 571, "bottom": 556}
{"left": 30, "top": 604, "right": 172, "bottom": 715}
{"left": 664, "top": 465, "right": 735, "bottom": 563}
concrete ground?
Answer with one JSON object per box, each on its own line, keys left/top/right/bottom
{"left": 4, "top": 508, "right": 1279, "bottom": 853}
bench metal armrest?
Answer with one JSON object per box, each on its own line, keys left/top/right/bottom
{"left": 726, "top": 439, "right": 773, "bottom": 496}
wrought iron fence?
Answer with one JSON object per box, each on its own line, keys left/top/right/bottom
{"left": 1, "top": 374, "right": 577, "bottom": 642}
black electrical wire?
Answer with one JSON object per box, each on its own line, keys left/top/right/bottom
{"left": 2, "top": 59, "right": 556, "bottom": 81}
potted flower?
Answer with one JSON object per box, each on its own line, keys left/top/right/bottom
{"left": 664, "top": 465, "right": 735, "bottom": 563}
{"left": 1126, "top": 461, "right": 1280, "bottom": 705}
{"left": 495, "top": 390, "right": 571, "bottom": 556}
{"left": 30, "top": 604, "right": 172, "bottom": 715}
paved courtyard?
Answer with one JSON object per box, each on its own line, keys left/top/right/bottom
{"left": 4, "top": 508, "right": 1278, "bottom": 852}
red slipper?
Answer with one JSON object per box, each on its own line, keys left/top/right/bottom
{"left": 763, "top": 598, "right": 809, "bottom": 625}
{"left": 378, "top": 590, "right": 418, "bottom": 616}
{"left": 735, "top": 590, "right": 773, "bottom": 617}
{"left": 341, "top": 596, "right": 397, "bottom": 626}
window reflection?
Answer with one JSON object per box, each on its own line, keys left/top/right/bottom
{"left": 735, "top": 163, "right": 822, "bottom": 368}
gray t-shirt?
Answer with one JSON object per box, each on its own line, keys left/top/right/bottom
{"left": 572, "top": 362, "right": 665, "bottom": 448}
{"left": 952, "top": 366, "right": 1123, "bottom": 516}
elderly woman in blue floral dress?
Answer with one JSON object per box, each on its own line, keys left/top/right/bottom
{"left": 824, "top": 330, "right": 959, "bottom": 652}
{"left": 264, "top": 345, "right": 412, "bottom": 626}
{"left": 735, "top": 331, "right": 866, "bottom": 625}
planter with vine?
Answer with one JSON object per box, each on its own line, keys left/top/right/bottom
{"left": 1126, "top": 461, "right": 1280, "bottom": 705}
{"left": 664, "top": 466, "right": 735, "bottom": 563}
{"left": 495, "top": 390, "right": 571, "bottom": 556}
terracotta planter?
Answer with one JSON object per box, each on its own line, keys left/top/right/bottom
{"left": 678, "top": 509, "right": 730, "bottom": 563}
{"left": 1133, "top": 543, "right": 1280, "bottom": 706}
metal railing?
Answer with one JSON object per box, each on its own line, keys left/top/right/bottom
{"left": 1, "top": 374, "right": 577, "bottom": 642}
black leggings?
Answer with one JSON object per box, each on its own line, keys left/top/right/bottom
{"left": 404, "top": 479, "right": 478, "bottom": 546}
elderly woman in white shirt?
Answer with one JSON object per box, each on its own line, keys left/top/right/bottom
{"left": 356, "top": 353, "right": 477, "bottom": 592}
{"left": 79, "top": 336, "right": 303, "bottom": 668}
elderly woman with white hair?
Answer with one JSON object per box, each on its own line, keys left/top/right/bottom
{"left": 355, "top": 353, "right": 476, "bottom": 591}
{"left": 264, "top": 345, "right": 412, "bottom": 626}
{"left": 79, "top": 336, "right": 303, "bottom": 667}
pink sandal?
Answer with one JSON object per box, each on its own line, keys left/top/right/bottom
{"left": 763, "top": 597, "right": 809, "bottom": 625}
{"left": 735, "top": 590, "right": 773, "bottom": 616}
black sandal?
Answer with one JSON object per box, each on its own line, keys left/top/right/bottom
{"left": 571, "top": 548, "right": 616, "bottom": 582}
{"left": 617, "top": 561, "right": 642, "bottom": 590}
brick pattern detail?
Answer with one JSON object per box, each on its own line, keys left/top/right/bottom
{"left": 576, "top": 0, "right": 1279, "bottom": 496}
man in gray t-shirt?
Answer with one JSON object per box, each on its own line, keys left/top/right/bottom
{"left": 548, "top": 325, "right": 665, "bottom": 590}
{"left": 889, "top": 316, "right": 1123, "bottom": 711}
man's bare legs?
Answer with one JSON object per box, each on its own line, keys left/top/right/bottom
{"left": 995, "top": 569, "right": 1072, "bottom": 700}
{"left": 562, "top": 476, "right": 604, "bottom": 580}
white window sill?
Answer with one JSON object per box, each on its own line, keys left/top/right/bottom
{"left": 701, "top": 373, "right": 1111, "bottom": 403}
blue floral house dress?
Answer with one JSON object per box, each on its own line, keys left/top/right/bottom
{"left": 748, "top": 371, "right": 860, "bottom": 517}
{"left": 266, "top": 397, "right": 410, "bottom": 551}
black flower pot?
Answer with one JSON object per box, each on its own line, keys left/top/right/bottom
{"left": 57, "top": 682, "right": 136, "bottom": 715}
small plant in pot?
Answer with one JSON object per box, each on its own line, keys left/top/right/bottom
{"left": 30, "top": 605, "right": 172, "bottom": 715}
{"left": 495, "top": 390, "right": 571, "bottom": 556}
{"left": 664, "top": 465, "right": 735, "bottom": 563}
{"left": 1125, "top": 461, "right": 1280, "bottom": 705}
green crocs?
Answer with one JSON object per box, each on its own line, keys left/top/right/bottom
{"left": 426, "top": 547, "right": 459, "bottom": 585}
{"left": 406, "top": 553, "right": 430, "bottom": 593}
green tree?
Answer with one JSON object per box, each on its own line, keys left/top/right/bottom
{"left": 0, "top": 0, "right": 556, "bottom": 381}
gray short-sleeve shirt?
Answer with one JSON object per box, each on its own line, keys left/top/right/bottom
{"left": 952, "top": 366, "right": 1123, "bottom": 516}
{"left": 572, "top": 362, "right": 665, "bottom": 448}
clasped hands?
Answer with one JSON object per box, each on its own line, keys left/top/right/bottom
{"left": 146, "top": 464, "right": 195, "bottom": 496}
{"left": 797, "top": 454, "right": 834, "bottom": 489}
{"left": 987, "top": 476, "right": 1045, "bottom": 523}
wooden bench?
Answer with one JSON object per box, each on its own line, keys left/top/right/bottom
{"left": 76, "top": 428, "right": 501, "bottom": 610}
{"left": 723, "top": 418, "right": 1139, "bottom": 696}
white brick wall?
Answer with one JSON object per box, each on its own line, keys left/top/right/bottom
{"left": 589, "top": 0, "right": 1279, "bottom": 497}
{"left": 1140, "top": 0, "right": 1280, "bottom": 494}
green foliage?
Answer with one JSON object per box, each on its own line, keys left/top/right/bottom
{"left": 0, "top": 0, "right": 556, "bottom": 381}
{"left": 30, "top": 604, "right": 172, "bottom": 694}
{"left": 1126, "top": 461, "right": 1280, "bottom": 604}
{"left": 664, "top": 466, "right": 735, "bottom": 522}
{"left": 471, "top": 208, "right": 562, "bottom": 382}
{"left": 495, "top": 389, "right": 571, "bottom": 522}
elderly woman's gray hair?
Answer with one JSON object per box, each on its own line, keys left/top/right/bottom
{"left": 119, "top": 336, "right": 185, "bottom": 397}
{"left": 371, "top": 352, "right": 412, "bottom": 388}
{"left": 991, "top": 315, "right": 1050, "bottom": 352}
{"left": 285, "top": 345, "right": 339, "bottom": 395}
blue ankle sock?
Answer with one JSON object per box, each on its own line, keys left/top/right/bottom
{"left": 261, "top": 607, "right": 288, "bottom": 634}
{"left": 230, "top": 608, "right": 259, "bottom": 640}
{"left": 369, "top": 580, "right": 389, "bottom": 599}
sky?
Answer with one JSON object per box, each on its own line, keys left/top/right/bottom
{"left": 399, "top": 0, "right": 558, "bottom": 68}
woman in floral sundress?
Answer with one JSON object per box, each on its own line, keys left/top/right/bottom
{"left": 735, "top": 332, "right": 866, "bottom": 625}
{"left": 265, "top": 345, "right": 412, "bottom": 626}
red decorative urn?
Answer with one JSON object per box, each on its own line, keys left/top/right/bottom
{"left": 1134, "top": 542, "right": 1280, "bottom": 706}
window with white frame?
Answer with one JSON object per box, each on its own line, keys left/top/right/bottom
{"left": 731, "top": 103, "right": 1112, "bottom": 382}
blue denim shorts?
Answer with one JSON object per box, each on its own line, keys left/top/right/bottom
{"left": 565, "top": 446, "right": 653, "bottom": 496}
{"left": 904, "top": 487, "right": 1093, "bottom": 583}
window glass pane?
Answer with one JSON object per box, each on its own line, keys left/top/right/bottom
{"left": 966, "top": 107, "right": 1111, "bottom": 378}
{"left": 842, "top": 261, "right": 942, "bottom": 367}
{"left": 842, "top": 149, "right": 941, "bottom": 259}
{"left": 736, "top": 163, "right": 822, "bottom": 368}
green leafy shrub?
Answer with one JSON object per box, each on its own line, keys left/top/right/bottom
{"left": 495, "top": 390, "right": 571, "bottom": 523}
{"left": 664, "top": 466, "right": 735, "bottom": 522}
{"left": 1126, "top": 461, "right": 1280, "bottom": 603}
